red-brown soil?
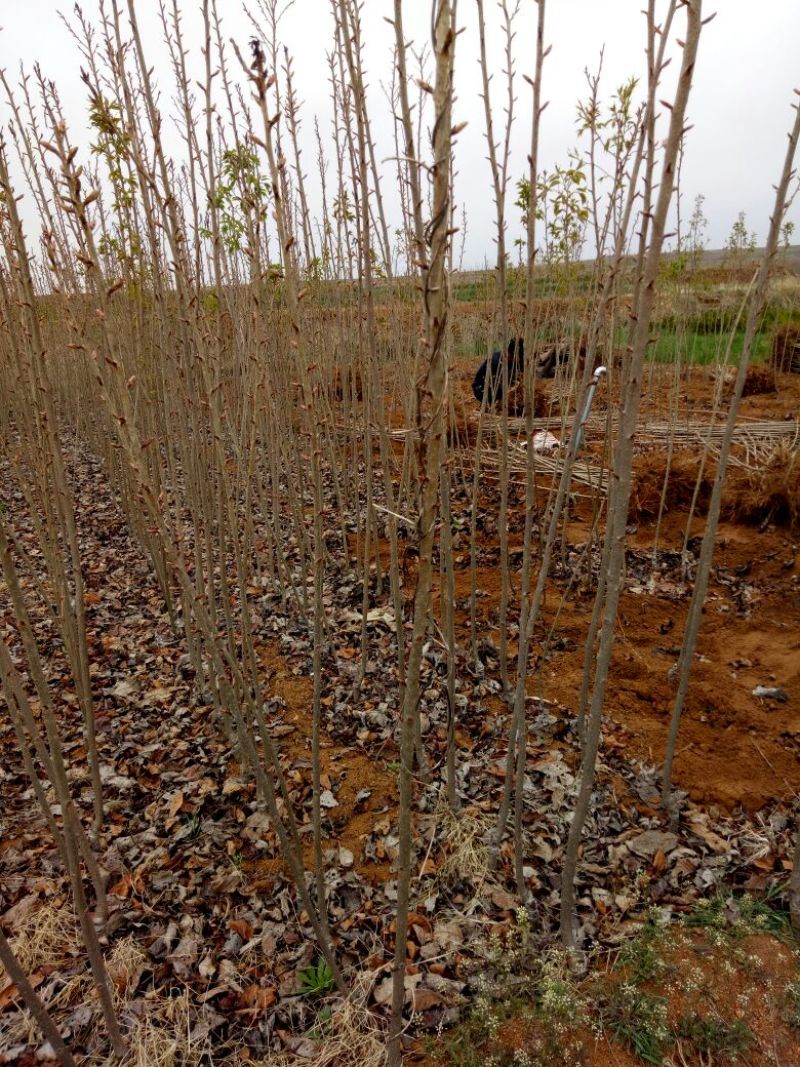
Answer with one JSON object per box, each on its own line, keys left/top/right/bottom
{"left": 356, "top": 366, "right": 800, "bottom": 814}
{"left": 538, "top": 520, "right": 799, "bottom": 811}
{"left": 445, "top": 515, "right": 799, "bottom": 812}
{"left": 244, "top": 644, "right": 398, "bottom": 885}
{"left": 417, "top": 930, "right": 800, "bottom": 1067}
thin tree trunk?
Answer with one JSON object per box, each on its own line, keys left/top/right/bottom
{"left": 560, "top": 0, "right": 704, "bottom": 953}
{"left": 440, "top": 464, "right": 459, "bottom": 810}
{"left": 475, "top": 0, "right": 517, "bottom": 691}
{"left": 388, "top": 4, "right": 456, "bottom": 1062}
{"left": 0, "top": 930, "right": 77, "bottom": 1067}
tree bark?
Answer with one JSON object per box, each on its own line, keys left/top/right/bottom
{"left": 388, "top": 4, "right": 456, "bottom": 1062}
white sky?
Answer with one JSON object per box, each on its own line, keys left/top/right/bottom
{"left": 1, "top": 0, "right": 799, "bottom": 270}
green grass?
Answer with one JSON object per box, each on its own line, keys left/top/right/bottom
{"left": 613, "top": 912, "right": 670, "bottom": 984}
{"left": 456, "top": 327, "right": 772, "bottom": 367}
{"left": 647, "top": 327, "right": 771, "bottom": 365}
{"left": 182, "top": 812, "right": 203, "bottom": 839}
{"left": 297, "top": 957, "right": 336, "bottom": 997}
{"left": 685, "top": 888, "right": 793, "bottom": 938}
{"left": 432, "top": 898, "right": 799, "bottom": 1067}
{"left": 783, "top": 976, "right": 800, "bottom": 1029}
{"left": 452, "top": 281, "right": 493, "bottom": 303}
{"left": 456, "top": 319, "right": 779, "bottom": 368}
{"left": 600, "top": 983, "right": 671, "bottom": 1064}
{"left": 676, "top": 1013, "right": 753, "bottom": 1058}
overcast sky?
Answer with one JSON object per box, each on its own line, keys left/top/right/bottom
{"left": 1, "top": 1, "right": 799, "bottom": 270}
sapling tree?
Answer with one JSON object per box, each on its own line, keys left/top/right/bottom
{"left": 791, "top": 803, "right": 800, "bottom": 934}
{"left": 200, "top": 144, "right": 270, "bottom": 254}
{"left": 725, "top": 209, "right": 758, "bottom": 259}
{"left": 686, "top": 192, "right": 709, "bottom": 267}
{"left": 476, "top": 0, "right": 520, "bottom": 690}
{"left": 560, "top": 0, "right": 705, "bottom": 954}
{"left": 88, "top": 94, "right": 143, "bottom": 278}
{"left": 1, "top": 0, "right": 797, "bottom": 1058}
{"left": 388, "top": 2, "right": 456, "bottom": 1060}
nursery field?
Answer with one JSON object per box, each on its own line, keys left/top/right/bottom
{"left": 2, "top": 280, "right": 800, "bottom": 1065}
{"left": 2, "top": 0, "right": 800, "bottom": 1064}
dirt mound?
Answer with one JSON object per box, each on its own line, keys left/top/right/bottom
{"left": 770, "top": 323, "right": 800, "bottom": 373}
{"left": 630, "top": 445, "right": 800, "bottom": 530}
{"left": 448, "top": 395, "right": 477, "bottom": 446}
{"left": 449, "top": 379, "right": 559, "bottom": 433}
{"left": 724, "top": 444, "right": 800, "bottom": 527}
{"left": 630, "top": 451, "right": 714, "bottom": 520}
{"left": 741, "top": 365, "right": 777, "bottom": 397}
